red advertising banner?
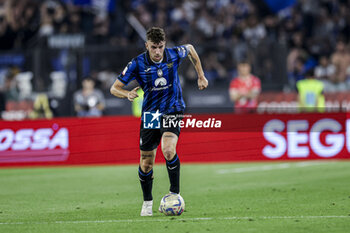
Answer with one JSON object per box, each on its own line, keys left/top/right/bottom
{"left": 0, "top": 112, "right": 349, "bottom": 167}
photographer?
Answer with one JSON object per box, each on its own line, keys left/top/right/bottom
{"left": 73, "top": 77, "right": 105, "bottom": 117}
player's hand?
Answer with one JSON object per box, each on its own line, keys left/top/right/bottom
{"left": 198, "top": 75, "right": 208, "bottom": 90}
{"left": 128, "top": 86, "right": 140, "bottom": 102}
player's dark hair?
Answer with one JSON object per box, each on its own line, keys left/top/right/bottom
{"left": 83, "top": 77, "right": 94, "bottom": 83}
{"left": 305, "top": 68, "right": 315, "bottom": 78}
{"left": 146, "top": 27, "right": 165, "bottom": 44}
{"left": 237, "top": 56, "right": 250, "bottom": 64}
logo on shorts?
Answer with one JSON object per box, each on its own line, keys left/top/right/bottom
{"left": 143, "top": 110, "right": 162, "bottom": 129}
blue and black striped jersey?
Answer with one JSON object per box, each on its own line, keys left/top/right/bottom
{"left": 118, "top": 45, "right": 189, "bottom": 119}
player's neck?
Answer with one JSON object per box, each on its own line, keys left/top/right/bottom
{"left": 82, "top": 88, "right": 93, "bottom": 95}
{"left": 150, "top": 57, "right": 163, "bottom": 64}
{"left": 240, "top": 74, "right": 251, "bottom": 79}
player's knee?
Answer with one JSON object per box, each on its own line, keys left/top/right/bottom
{"left": 162, "top": 148, "right": 175, "bottom": 161}
{"left": 140, "top": 160, "right": 153, "bottom": 173}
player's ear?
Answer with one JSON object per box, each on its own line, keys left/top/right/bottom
{"left": 145, "top": 41, "right": 149, "bottom": 51}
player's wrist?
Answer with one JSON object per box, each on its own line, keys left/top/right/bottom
{"left": 198, "top": 73, "right": 205, "bottom": 79}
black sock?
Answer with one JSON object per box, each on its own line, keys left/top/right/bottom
{"left": 166, "top": 154, "right": 180, "bottom": 194}
{"left": 138, "top": 166, "right": 153, "bottom": 201}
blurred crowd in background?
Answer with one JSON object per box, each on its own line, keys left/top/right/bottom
{"left": 0, "top": 0, "right": 350, "bottom": 119}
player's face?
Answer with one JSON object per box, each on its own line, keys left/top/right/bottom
{"left": 146, "top": 40, "right": 165, "bottom": 62}
{"left": 82, "top": 79, "right": 94, "bottom": 90}
{"left": 238, "top": 63, "right": 251, "bottom": 76}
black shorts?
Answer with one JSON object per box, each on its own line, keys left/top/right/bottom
{"left": 140, "top": 112, "right": 183, "bottom": 151}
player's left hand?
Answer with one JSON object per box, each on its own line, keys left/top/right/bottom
{"left": 128, "top": 86, "right": 140, "bottom": 102}
{"left": 198, "top": 76, "right": 208, "bottom": 90}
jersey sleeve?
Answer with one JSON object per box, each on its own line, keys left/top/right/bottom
{"left": 118, "top": 59, "right": 137, "bottom": 85}
{"left": 252, "top": 76, "right": 261, "bottom": 90}
{"left": 173, "top": 45, "right": 189, "bottom": 62}
{"left": 229, "top": 78, "right": 239, "bottom": 90}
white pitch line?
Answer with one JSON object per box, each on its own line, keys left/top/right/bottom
{"left": 217, "top": 161, "right": 330, "bottom": 174}
{"left": 0, "top": 215, "right": 349, "bottom": 225}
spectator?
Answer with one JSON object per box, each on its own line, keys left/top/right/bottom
{"left": 38, "top": 1, "right": 56, "bottom": 37}
{"left": 243, "top": 15, "right": 266, "bottom": 47}
{"left": 202, "top": 52, "right": 227, "bottom": 82}
{"left": 92, "top": 15, "right": 110, "bottom": 43}
{"left": 331, "top": 40, "right": 350, "bottom": 84}
{"left": 288, "top": 57, "right": 306, "bottom": 89}
{"left": 67, "top": 7, "right": 82, "bottom": 34}
{"left": 0, "top": 71, "right": 5, "bottom": 112}
{"left": 296, "top": 69, "right": 325, "bottom": 112}
{"left": 0, "top": 2, "right": 18, "bottom": 50}
{"left": 286, "top": 32, "right": 306, "bottom": 74}
{"left": 1, "top": 0, "right": 350, "bottom": 118}
{"left": 29, "top": 94, "right": 53, "bottom": 119}
{"left": 4, "top": 68, "right": 20, "bottom": 102}
{"left": 73, "top": 77, "right": 105, "bottom": 117}
{"left": 315, "top": 56, "right": 335, "bottom": 80}
{"left": 229, "top": 61, "right": 261, "bottom": 113}
{"left": 52, "top": 2, "right": 69, "bottom": 34}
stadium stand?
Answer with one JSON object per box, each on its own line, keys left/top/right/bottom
{"left": 0, "top": 0, "right": 350, "bottom": 119}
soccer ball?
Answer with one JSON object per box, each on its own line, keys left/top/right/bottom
{"left": 159, "top": 193, "right": 185, "bottom": 216}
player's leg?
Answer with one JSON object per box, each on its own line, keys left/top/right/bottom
{"left": 139, "top": 149, "right": 156, "bottom": 216}
{"left": 161, "top": 132, "right": 180, "bottom": 194}
{"left": 139, "top": 122, "right": 162, "bottom": 216}
{"left": 139, "top": 149, "right": 156, "bottom": 201}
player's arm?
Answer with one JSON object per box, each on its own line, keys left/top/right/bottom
{"left": 247, "top": 80, "right": 261, "bottom": 99}
{"left": 110, "top": 80, "right": 140, "bottom": 102}
{"left": 96, "top": 91, "right": 106, "bottom": 110}
{"left": 110, "top": 59, "right": 140, "bottom": 102}
{"left": 73, "top": 93, "right": 84, "bottom": 112}
{"left": 229, "top": 79, "right": 246, "bottom": 102}
{"left": 296, "top": 82, "right": 305, "bottom": 110}
{"left": 247, "top": 89, "right": 260, "bottom": 101}
{"left": 185, "top": 44, "right": 208, "bottom": 90}
{"left": 229, "top": 88, "right": 242, "bottom": 102}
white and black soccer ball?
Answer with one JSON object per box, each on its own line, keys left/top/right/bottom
{"left": 159, "top": 193, "right": 185, "bottom": 216}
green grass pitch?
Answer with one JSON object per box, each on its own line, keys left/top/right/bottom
{"left": 0, "top": 161, "right": 349, "bottom": 233}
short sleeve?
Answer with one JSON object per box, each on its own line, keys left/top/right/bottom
{"left": 252, "top": 76, "right": 261, "bottom": 90}
{"left": 296, "top": 80, "right": 302, "bottom": 92}
{"left": 314, "top": 67, "right": 322, "bottom": 78}
{"left": 118, "top": 59, "right": 137, "bottom": 85}
{"left": 173, "top": 45, "right": 189, "bottom": 61}
{"left": 95, "top": 90, "right": 106, "bottom": 106}
{"left": 229, "top": 78, "right": 238, "bottom": 90}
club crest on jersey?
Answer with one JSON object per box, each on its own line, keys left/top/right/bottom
{"left": 157, "top": 69, "right": 163, "bottom": 77}
{"left": 152, "top": 69, "right": 171, "bottom": 91}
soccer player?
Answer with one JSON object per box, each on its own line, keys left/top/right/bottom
{"left": 110, "top": 27, "right": 208, "bottom": 216}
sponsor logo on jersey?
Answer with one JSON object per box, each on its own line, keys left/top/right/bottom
{"left": 154, "top": 77, "right": 167, "bottom": 87}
